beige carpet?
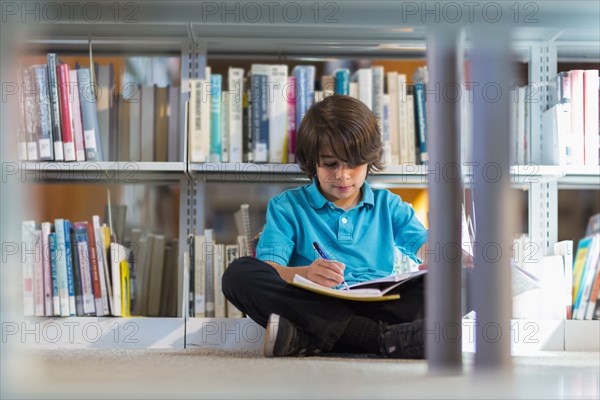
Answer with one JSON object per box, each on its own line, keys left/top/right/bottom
{"left": 3, "top": 347, "right": 599, "bottom": 399}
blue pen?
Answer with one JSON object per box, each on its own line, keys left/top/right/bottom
{"left": 312, "top": 242, "right": 350, "bottom": 290}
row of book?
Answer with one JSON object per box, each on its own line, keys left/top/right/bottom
{"left": 187, "top": 65, "right": 429, "bottom": 165}
{"left": 18, "top": 54, "right": 182, "bottom": 163}
{"left": 21, "top": 217, "right": 179, "bottom": 318}
{"left": 19, "top": 55, "right": 105, "bottom": 162}
{"left": 512, "top": 214, "right": 600, "bottom": 320}
{"left": 187, "top": 204, "right": 254, "bottom": 318}
{"left": 540, "top": 69, "right": 599, "bottom": 166}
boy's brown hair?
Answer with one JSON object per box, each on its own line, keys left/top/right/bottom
{"left": 296, "top": 94, "right": 383, "bottom": 179}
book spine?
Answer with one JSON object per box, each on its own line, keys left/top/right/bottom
{"left": 69, "top": 70, "right": 86, "bottom": 161}
{"left": 76, "top": 68, "right": 102, "bottom": 161}
{"left": 167, "top": 86, "right": 180, "bottom": 162}
{"left": 63, "top": 220, "right": 76, "bottom": 315}
{"left": 583, "top": 70, "right": 599, "bottom": 166}
{"left": 53, "top": 219, "right": 69, "bottom": 316}
{"left": 32, "top": 230, "right": 44, "bottom": 316}
{"left": 269, "top": 65, "right": 288, "bottom": 163}
{"left": 32, "top": 65, "right": 54, "bottom": 160}
{"left": 47, "top": 54, "right": 64, "bottom": 160}
{"left": 41, "top": 222, "right": 53, "bottom": 316}
{"left": 357, "top": 68, "right": 373, "bottom": 110}
{"left": 22, "top": 67, "right": 38, "bottom": 161}
{"left": 188, "top": 79, "right": 208, "bottom": 162}
{"left": 86, "top": 221, "right": 105, "bottom": 316}
{"left": 110, "top": 243, "right": 123, "bottom": 317}
{"left": 569, "top": 70, "right": 585, "bottom": 165}
{"left": 372, "top": 66, "right": 385, "bottom": 137}
{"left": 194, "top": 235, "right": 205, "bottom": 317}
{"left": 228, "top": 67, "right": 244, "bottom": 163}
{"left": 188, "top": 235, "right": 195, "bottom": 317}
{"left": 213, "top": 244, "right": 226, "bottom": 318}
{"left": 414, "top": 82, "right": 428, "bottom": 164}
{"left": 74, "top": 222, "right": 96, "bottom": 315}
{"left": 287, "top": 76, "right": 297, "bottom": 163}
{"left": 221, "top": 93, "right": 229, "bottom": 162}
{"left": 57, "top": 64, "right": 75, "bottom": 161}
{"left": 48, "top": 232, "right": 60, "bottom": 315}
{"left": 293, "top": 66, "right": 307, "bottom": 131}
{"left": 209, "top": 74, "right": 222, "bottom": 162}
{"left": 120, "top": 260, "right": 131, "bottom": 317}
{"left": 92, "top": 216, "right": 111, "bottom": 315}
{"left": 335, "top": 69, "right": 350, "bottom": 95}
{"left": 70, "top": 227, "right": 84, "bottom": 316}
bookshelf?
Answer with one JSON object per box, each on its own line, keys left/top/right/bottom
{"left": 2, "top": 2, "right": 598, "bottom": 355}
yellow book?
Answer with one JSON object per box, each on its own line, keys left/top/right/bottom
{"left": 120, "top": 260, "right": 131, "bottom": 317}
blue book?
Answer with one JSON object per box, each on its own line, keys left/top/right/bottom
{"left": 31, "top": 65, "right": 54, "bottom": 160}
{"left": 49, "top": 232, "right": 60, "bottom": 316}
{"left": 54, "top": 219, "right": 69, "bottom": 316}
{"left": 77, "top": 68, "right": 104, "bottom": 161}
{"left": 63, "top": 220, "right": 76, "bottom": 316}
{"left": 210, "top": 74, "right": 222, "bottom": 162}
{"left": 293, "top": 65, "right": 316, "bottom": 130}
{"left": 74, "top": 222, "right": 96, "bottom": 315}
{"left": 413, "top": 82, "right": 428, "bottom": 164}
{"left": 335, "top": 69, "right": 350, "bottom": 95}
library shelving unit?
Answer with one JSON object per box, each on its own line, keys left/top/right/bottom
{"left": 2, "top": 2, "right": 598, "bottom": 361}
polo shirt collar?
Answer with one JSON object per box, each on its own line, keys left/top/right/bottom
{"left": 307, "top": 180, "right": 375, "bottom": 209}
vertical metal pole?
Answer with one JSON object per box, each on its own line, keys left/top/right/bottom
{"left": 471, "top": 26, "right": 513, "bottom": 370}
{"left": 426, "top": 27, "right": 463, "bottom": 374}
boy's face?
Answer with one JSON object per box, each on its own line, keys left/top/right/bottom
{"left": 316, "top": 153, "right": 368, "bottom": 210}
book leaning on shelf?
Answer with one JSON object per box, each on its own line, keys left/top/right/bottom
{"left": 571, "top": 213, "right": 600, "bottom": 320}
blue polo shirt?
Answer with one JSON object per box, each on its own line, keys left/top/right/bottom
{"left": 256, "top": 181, "right": 428, "bottom": 285}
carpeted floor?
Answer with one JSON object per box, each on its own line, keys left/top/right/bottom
{"left": 2, "top": 347, "right": 599, "bottom": 399}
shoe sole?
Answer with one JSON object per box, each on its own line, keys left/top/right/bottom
{"left": 263, "top": 314, "right": 280, "bottom": 357}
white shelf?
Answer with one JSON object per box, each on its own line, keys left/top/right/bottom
{"left": 6, "top": 317, "right": 185, "bottom": 349}
{"left": 18, "top": 162, "right": 187, "bottom": 183}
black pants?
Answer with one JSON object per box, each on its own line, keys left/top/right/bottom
{"left": 222, "top": 257, "right": 425, "bottom": 352}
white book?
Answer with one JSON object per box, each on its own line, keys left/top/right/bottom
{"left": 397, "top": 74, "right": 410, "bottom": 164}
{"left": 355, "top": 68, "right": 373, "bottom": 110}
{"left": 221, "top": 94, "right": 230, "bottom": 163}
{"left": 372, "top": 66, "right": 385, "bottom": 136}
{"left": 194, "top": 234, "right": 206, "bottom": 317}
{"left": 213, "top": 244, "right": 226, "bottom": 318}
{"left": 541, "top": 103, "right": 571, "bottom": 165}
{"left": 40, "top": 222, "right": 53, "bottom": 316}
{"left": 189, "top": 70, "right": 212, "bottom": 162}
{"left": 569, "top": 70, "right": 585, "bottom": 165}
{"left": 77, "top": 240, "right": 96, "bottom": 315}
{"left": 382, "top": 94, "right": 392, "bottom": 164}
{"left": 386, "top": 71, "right": 400, "bottom": 165}
{"left": 349, "top": 82, "right": 359, "bottom": 99}
{"left": 269, "top": 64, "right": 289, "bottom": 163}
{"left": 554, "top": 240, "right": 574, "bottom": 319}
{"left": 583, "top": 70, "right": 599, "bottom": 166}
{"left": 228, "top": 67, "right": 244, "bottom": 163}
{"left": 406, "top": 93, "right": 417, "bottom": 164}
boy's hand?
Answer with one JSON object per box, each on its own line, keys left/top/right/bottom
{"left": 306, "top": 258, "right": 345, "bottom": 288}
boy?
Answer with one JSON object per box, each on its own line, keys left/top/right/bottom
{"left": 222, "top": 95, "right": 428, "bottom": 358}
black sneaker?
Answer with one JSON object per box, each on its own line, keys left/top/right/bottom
{"left": 378, "top": 319, "right": 425, "bottom": 359}
{"left": 264, "top": 314, "right": 321, "bottom": 357}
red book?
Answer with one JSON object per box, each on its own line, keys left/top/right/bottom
{"left": 86, "top": 221, "right": 106, "bottom": 316}
{"left": 57, "top": 64, "right": 76, "bottom": 161}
